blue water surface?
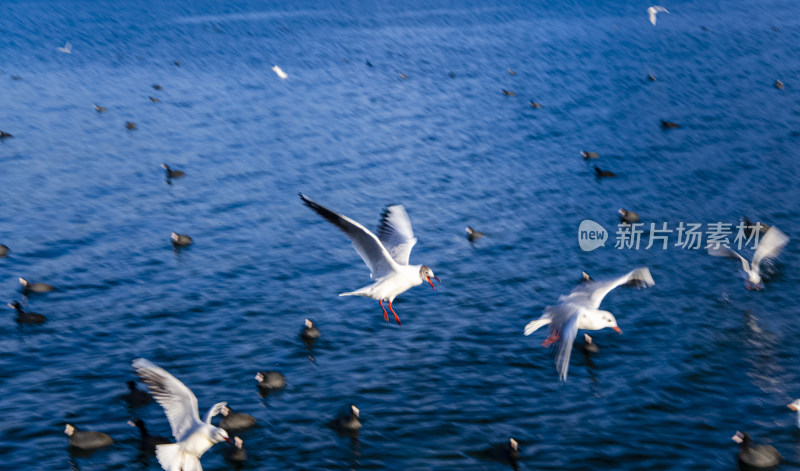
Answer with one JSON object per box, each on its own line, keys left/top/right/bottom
{"left": 2, "top": 0, "right": 800, "bottom": 469}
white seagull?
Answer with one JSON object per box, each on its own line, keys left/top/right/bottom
{"left": 647, "top": 6, "right": 669, "bottom": 25}
{"left": 708, "top": 226, "right": 789, "bottom": 290}
{"left": 57, "top": 41, "right": 72, "bottom": 54}
{"left": 299, "top": 193, "right": 439, "bottom": 325}
{"left": 788, "top": 399, "right": 800, "bottom": 428}
{"left": 272, "top": 65, "right": 288, "bottom": 79}
{"left": 524, "top": 267, "right": 655, "bottom": 381}
{"left": 132, "top": 358, "right": 230, "bottom": 471}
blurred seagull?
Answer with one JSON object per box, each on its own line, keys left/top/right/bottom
{"left": 57, "top": 41, "right": 72, "bottom": 54}
{"left": 788, "top": 399, "right": 800, "bottom": 428}
{"left": 648, "top": 6, "right": 669, "bottom": 25}
{"left": 524, "top": 268, "right": 655, "bottom": 381}
{"left": 299, "top": 193, "right": 439, "bottom": 325}
{"left": 708, "top": 226, "right": 789, "bottom": 290}
{"left": 132, "top": 358, "right": 230, "bottom": 471}
{"left": 272, "top": 65, "right": 288, "bottom": 79}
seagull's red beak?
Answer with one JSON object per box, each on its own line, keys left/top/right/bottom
{"left": 224, "top": 437, "right": 232, "bottom": 443}
{"left": 789, "top": 404, "right": 798, "bottom": 411}
{"left": 612, "top": 326, "right": 623, "bottom": 335}
{"left": 427, "top": 276, "right": 440, "bottom": 290}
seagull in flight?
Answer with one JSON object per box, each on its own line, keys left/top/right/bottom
{"left": 272, "top": 65, "right": 288, "bottom": 79}
{"left": 647, "top": 6, "right": 669, "bottom": 25}
{"left": 132, "top": 358, "right": 230, "bottom": 471}
{"left": 524, "top": 268, "right": 655, "bottom": 381}
{"left": 299, "top": 193, "right": 439, "bottom": 325}
{"left": 708, "top": 226, "right": 789, "bottom": 290}
{"left": 57, "top": 41, "right": 72, "bottom": 54}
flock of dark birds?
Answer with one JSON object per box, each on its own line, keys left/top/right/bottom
{"left": 1, "top": 7, "right": 796, "bottom": 471}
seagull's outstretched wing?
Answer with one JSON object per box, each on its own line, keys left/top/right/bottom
{"left": 550, "top": 305, "right": 581, "bottom": 382}
{"left": 300, "top": 194, "right": 399, "bottom": 279}
{"left": 132, "top": 358, "right": 200, "bottom": 440}
{"left": 377, "top": 205, "right": 418, "bottom": 265}
{"left": 708, "top": 246, "right": 751, "bottom": 272}
{"left": 562, "top": 267, "right": 655, "bottom": 310}
{"left": 524, "top": 312, "right": 553, "bottom": 336}
{"left": 205, "top": 402, "right": 228, "bottom": 424}
{"left": 648, "top": 6, "right": 668, "bottom": 25}
{"left": 751, "top": 226, "right": 789, "bottom": 275}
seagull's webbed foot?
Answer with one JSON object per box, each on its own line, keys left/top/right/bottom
{"left": 388, "top": 301, "right": 401, "bottom": 326}
{"left": 542, "top": 330, "right": 560, "bottom": 347}
{"left": 379, "top": 300, "right": 389, "bottom": 321}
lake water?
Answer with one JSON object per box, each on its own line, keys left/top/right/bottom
{"left": 2, "top": 0, "right": 800, "bottom": 469}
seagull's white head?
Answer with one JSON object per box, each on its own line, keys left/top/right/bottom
{"left": 420, "top": 266, "right": 441, "bottom": 290}
{"left": 745, "top": 272, "right": 763, "bottom": 290}
{"left": 585, "top": 310, "right": 622, "bottom": 334}
{"left": 211, "top": 426, "right": 230, "bottom": 444}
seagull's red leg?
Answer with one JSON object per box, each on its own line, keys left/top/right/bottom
{"left": 388, "top": 301, "right": 401, "bottom": 326}
{"left": 542, "top": 329, "right": 560, "bottom": 347}
{"left": 379, "top": 300, "right": 389, "bottom": 321}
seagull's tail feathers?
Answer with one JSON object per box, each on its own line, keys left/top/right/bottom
{"left": 339, "top": 286, "right": 372, "bottom": 297}
{"left": 524, "top": 317, "right": 552, "bottom": 336}
{"left": 156, "top": 444, "right": 202, "bottom": 471}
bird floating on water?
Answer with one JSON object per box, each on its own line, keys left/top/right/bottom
{"left": 618, "top": 208, "right": 640, "bottom": 224}
{"left": 132, "top": 358, "right": 230, "bottom": 471}
{"left": 299, "top": 193, "right": 440, "bottom": 325}
{"left": 328, "top": 404, "right": 361, "bottom": 434}
{"left": 64, "top": 424, "right": 113, "bottom": 450}
{"left": 732, "top": 431, "right": 781, "bottom": 469}
{"left": 301, "top": 318, "right": 321, "bottom": 342}
{"left": 594, "top": 166, "right": 617, "bottom": 178}
{"left": 19, "top": 277, "right": 54, "bottom": 294}
{"left": 94, "top": 104, "right": 107, "bottom": 112}
{"left": 219, "top": 406, "right": 256, "bottom": 434}
{"left": 660, "top": 120, "right": 680, "bottom": 129}
{"left": 581, "top": 151, "right": 600, "bottom": 160}
{"left": 524, "top": 267, "right": 655, "bottom": 381}
{"left": 502, "top": 89, "right": 516, "bottom": 96}
{"left": 0, "top": 130, "right": 13, "bottom": 139}
{"left": 161, "top": 164, "right": 185, "bottom": 179}
{"left": 255, "top": 370, "right": 286, "bottom": 392}
{"left": 171, "top": 233, "right": 193, "bottom": 247}
{"left": 8, "top": 301, "right": 46, "bottom": 324}
{"left": 647, "top": 6, "right": 669, "bottom": 25}
{"left": 708, "top": 226, "right": 789, "bottom": 290}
